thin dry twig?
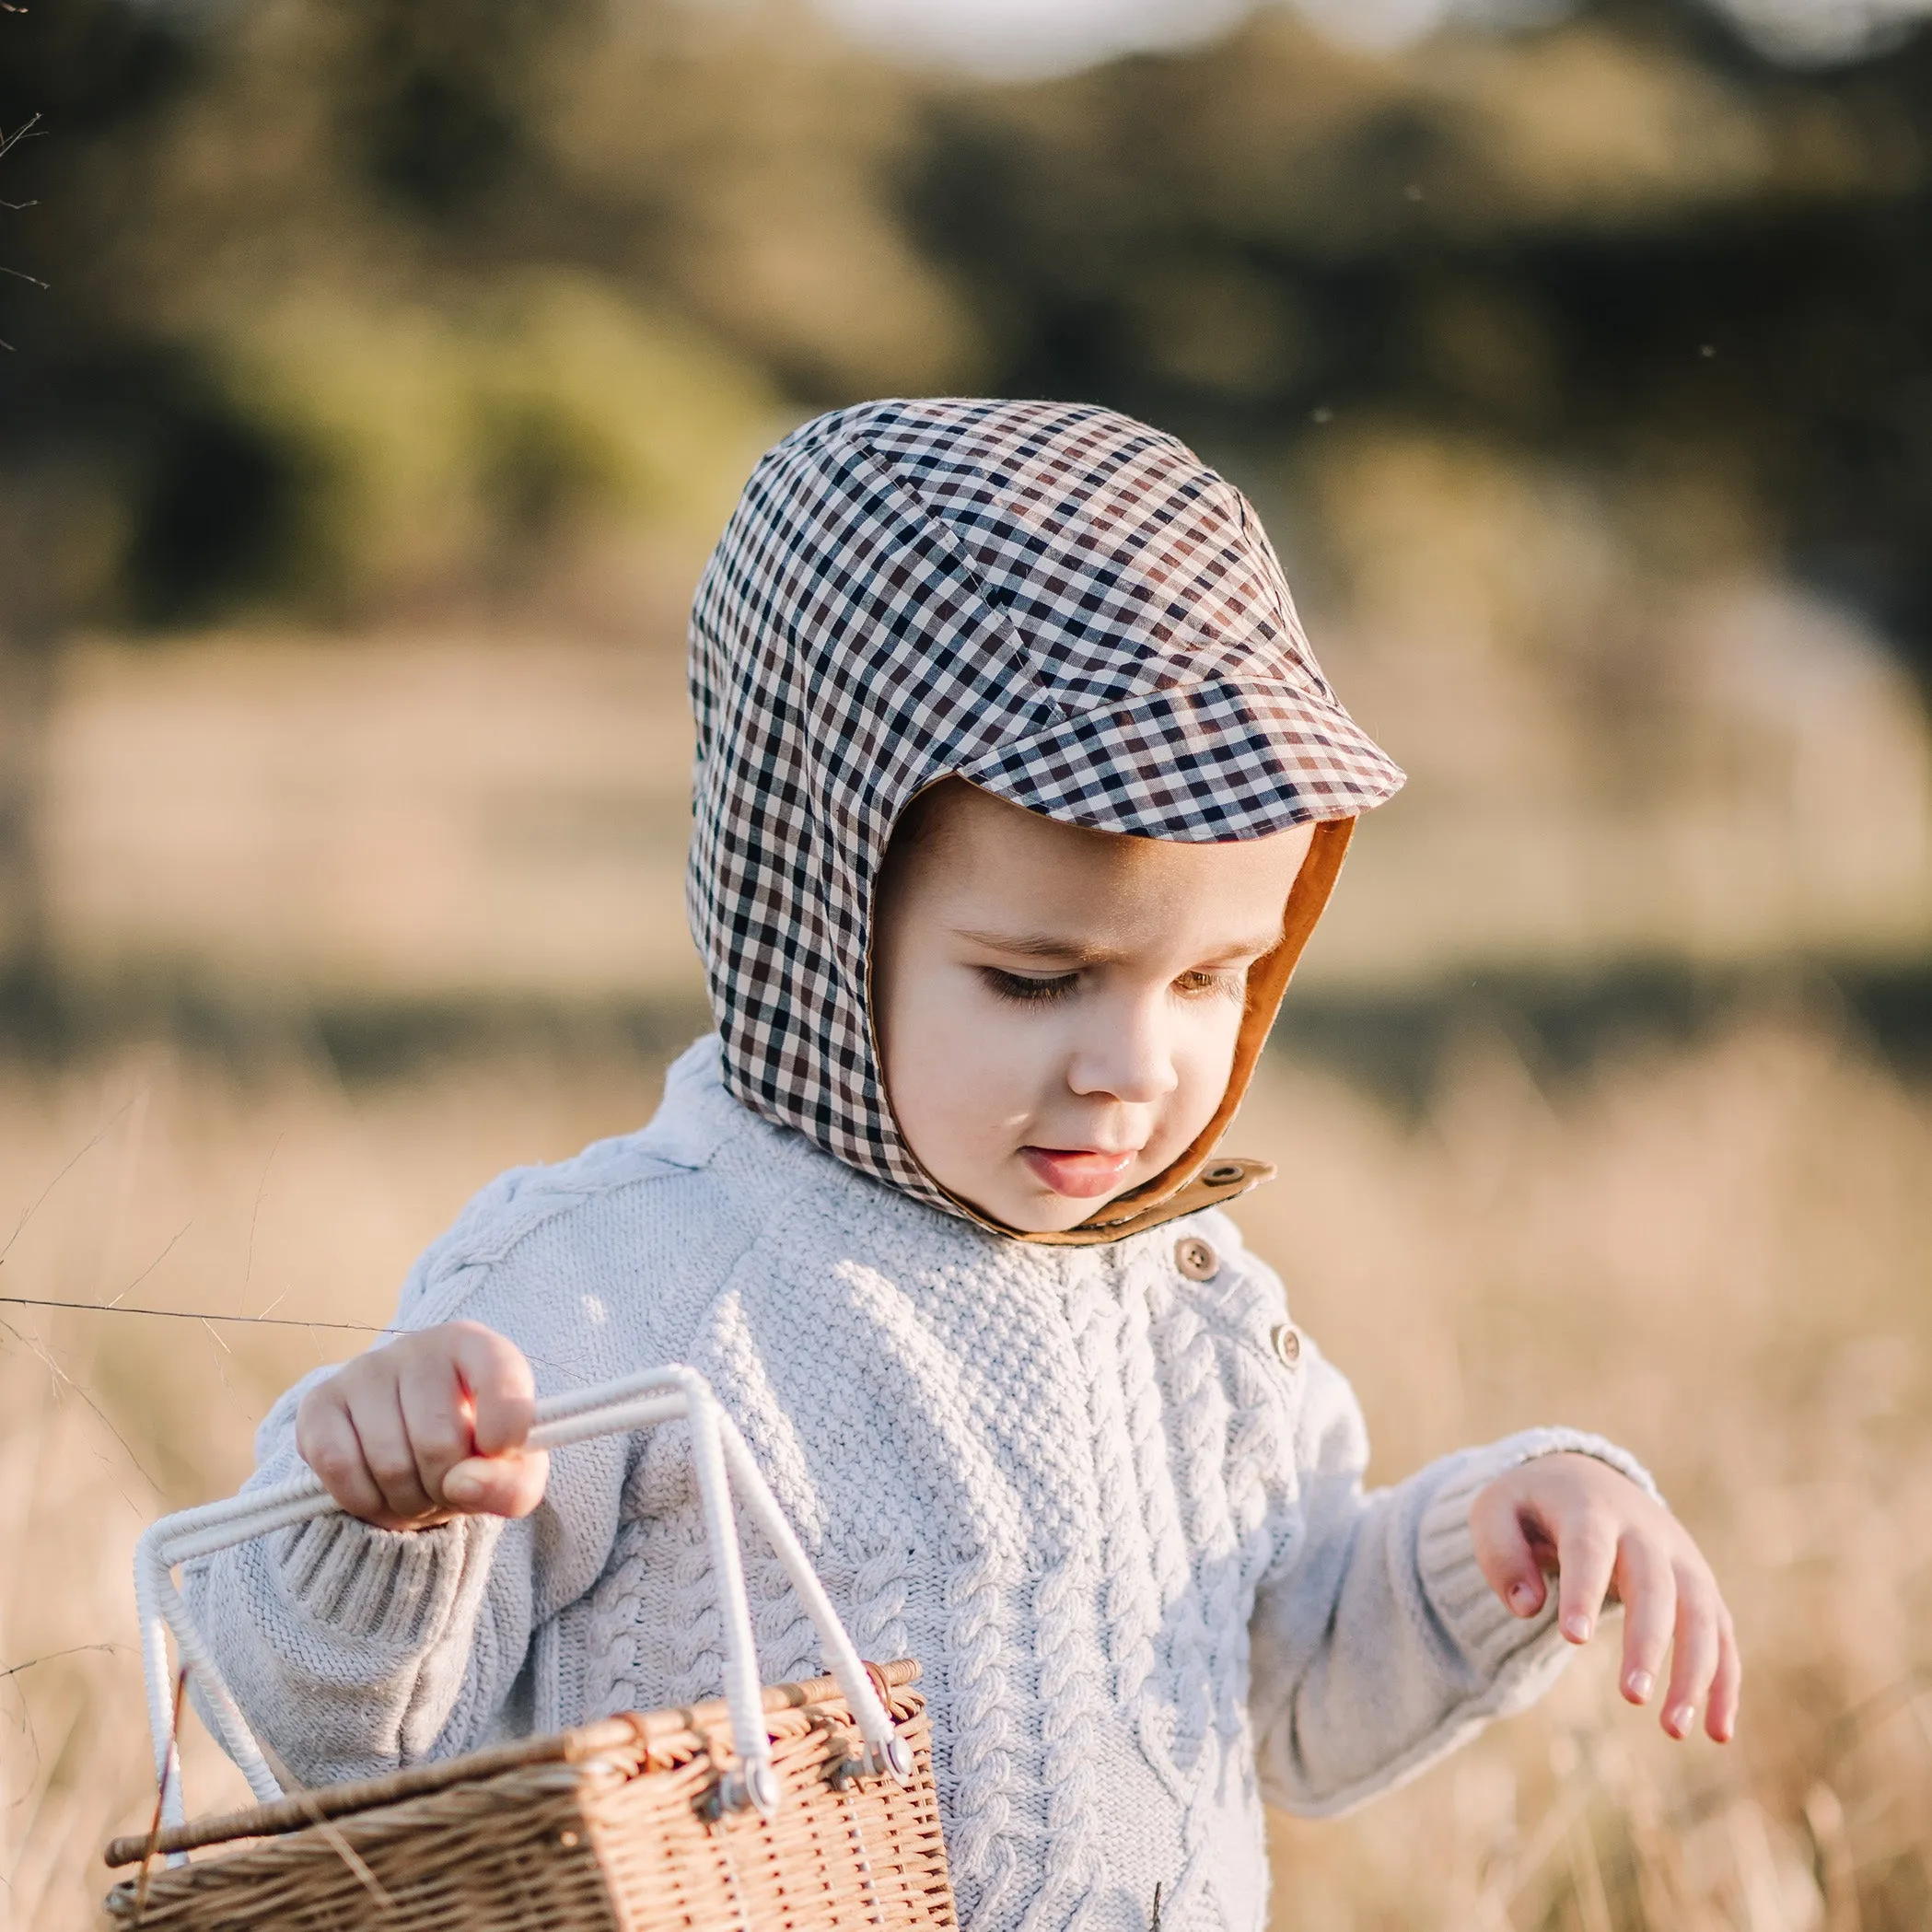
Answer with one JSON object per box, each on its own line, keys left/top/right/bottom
{"left": 105, "top": 1222, "right": 193, "bottom": 1309}
{"left": 0, "top": 101, "right": 42, "bottom": 332}
{"left": 0, "top": 113, "right": 41, "bottom": 161}
{"left": 2, "top": 1088, "right": 149, "bottom": 1263}
{"left": 2, "top": 104, "right": 44, "bottom": 346}
{"left": 0, "top": 1295, "right": 392, "bottom": 1336}
{"left": 0, "top": 1294, "right": 583, "bottom": 1384}
{"left": 248, "top": 1729, "right": 396, "bottom": 1915}
{"left": 130, "top": 1670, "right": 188, "bottom": 1926}
{"left": 0, "top": 1644, "right": 120, "bottom": 1682}
{"left": 0, "top": 1314, "right": 164, "bottom": 1497}
{"left": 242, "top": 1134, "right": 283, "bottom": 1301}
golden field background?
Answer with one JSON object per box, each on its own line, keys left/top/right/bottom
{"left": 3, "top": 1004, "right": 1930, "bottom": 1929}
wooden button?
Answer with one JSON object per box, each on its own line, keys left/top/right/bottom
{"left": 1175, "top": 1236, "right": 1218, "bottom": 1281}
{"left": 1270, "top": 1323, "right": 1302, "bottom": 1367}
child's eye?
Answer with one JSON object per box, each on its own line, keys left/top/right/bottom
{"left": 981, "top": 968, "right": 1079, "bottom": 1006}
{"left": 1173, "top": 969, "right": 1247, "bottom": 1003}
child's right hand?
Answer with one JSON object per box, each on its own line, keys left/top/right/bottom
{"left": 296, "top": 1322, "right": 549, "bottom": 1530}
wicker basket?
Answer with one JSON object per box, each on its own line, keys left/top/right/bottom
{"left": 104, "top": 1366, "right": 958, "bottom": 1932}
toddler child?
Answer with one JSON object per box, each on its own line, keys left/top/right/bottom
{"left": 192, "top": 399, "right": 1736, "bottom": 1932}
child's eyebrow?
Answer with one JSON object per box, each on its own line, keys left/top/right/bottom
{"left": 954, "top": 928, "right": 1283, "bottom": 966}
{"left": 955, "top": 929, "right": 1115, "bottom": 964}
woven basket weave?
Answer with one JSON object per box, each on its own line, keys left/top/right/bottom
{"left": 103, "top": 1661, "right": 952, "bottom": 1932}
{"left": 104, "top": 1366, "right": 958, "bottom": 1932}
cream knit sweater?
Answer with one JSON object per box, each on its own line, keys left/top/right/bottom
{"left": 191, "top": 1039, "right": 1651, "bottom": 1932}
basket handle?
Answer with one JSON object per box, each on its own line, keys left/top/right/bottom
{"left": 135, "top": 1363, "right": 914, "bottom": 1848}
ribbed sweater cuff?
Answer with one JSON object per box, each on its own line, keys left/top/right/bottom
{"left": 271, "top": 1511, "right": 505, "bottom": 1649}
{"left": 1417, "top": 1428, "right": 1660, "bottom": 1676}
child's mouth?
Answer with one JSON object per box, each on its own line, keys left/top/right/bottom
{"left": 1020, "top": 1146, "right": 1138, "bottom": 1198}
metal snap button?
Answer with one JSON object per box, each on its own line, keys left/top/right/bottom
{"left": 1175, "top": 1236, "right": 1218, "bottom": 1281}
{"left": 1269, "top": 1322, "right": 1302, "bottom": 1367}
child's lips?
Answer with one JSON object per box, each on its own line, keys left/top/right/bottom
{"left": 1020, "top": 1146, "right": 1138, "bottom": 1198}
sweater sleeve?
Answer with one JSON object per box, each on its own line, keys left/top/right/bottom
{"left": 180, "top": 1226, "right": 637, "bottom": 1790}
{"left": 1247, "top": 1341, "right": 1658, "bottom": 1819}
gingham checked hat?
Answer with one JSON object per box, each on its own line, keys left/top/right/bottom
{"left": 687, "top": 397, "right": 1403, "bottom": 1239}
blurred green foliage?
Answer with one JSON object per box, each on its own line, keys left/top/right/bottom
{"left": 0, "top": 0, "right": 1927, "bottom": 656}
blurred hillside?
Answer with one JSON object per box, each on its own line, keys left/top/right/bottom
{"left": 2, "top": 0, "right": 1930, "bottom": 1038}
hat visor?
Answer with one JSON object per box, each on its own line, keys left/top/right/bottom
{"left": 955, "top": 676, "right": 1404, "bottom": 842}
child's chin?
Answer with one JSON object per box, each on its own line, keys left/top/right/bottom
{"left": 937, "top": 1158, "right": 1138, "bottom": 1235}
{"left": 988, "top": 1181, "right": 1127, "bottom": 1237}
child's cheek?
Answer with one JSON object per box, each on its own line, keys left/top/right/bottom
{"left": 968, "top": 1002, "right": 1052, "bottom": 1135}
{"left": 890, "top": 967, "right": 1037, "bottom": 1180}
{"left": 1170, "top": 1002, "right": 1244, "bottom": 1142}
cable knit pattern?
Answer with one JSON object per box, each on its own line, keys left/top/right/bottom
{"left": 190, "top": 1040, "right": 1658, "bottom": 1932}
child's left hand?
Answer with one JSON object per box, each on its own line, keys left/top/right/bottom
{"left": 1470, "top": 1452, "right": 1740, "bottom": 1744}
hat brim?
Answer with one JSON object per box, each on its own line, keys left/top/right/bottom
{"left": 955, "top": 676, "right": 1404, "bottom": 841}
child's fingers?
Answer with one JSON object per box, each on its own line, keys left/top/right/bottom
{"left": 1553, "top": 1514, "right": 1618, "bottom": 1645}
{"left": 353, "top": 1380, "right": 441, "bottom": 1522}
{"left": 1705, "top": 1611, "right": 1742, "bottom": 1743}
{"left": 1661, "top": 1572, "right": 1723, "bottom": 1740}
{"left": 297, "top": 1390, "right": 390, "bottom": 1521}
{"left": 442, "top": 1449, "right": 550, "bottom": 1519}
{"left": 1613, "top": 1535, "right": 1674, "bottom": 1705}
{"left": 1467, "top": 1481, "right": 1551, "bottom": 1619}
{"left": 448, "top": 1323, "right": 537, "bottom": 1459}
{"left": 397, "top": 1356, "right": 482, "bottom": 1504}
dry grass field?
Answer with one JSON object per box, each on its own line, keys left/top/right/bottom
{"left": 0, "top": 1010, "right": 1928, "bottom": 1929}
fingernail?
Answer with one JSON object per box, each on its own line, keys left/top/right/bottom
{"left": 1667, "top": 1703, "right": 1695, "bottom": 1737}
{"left": 1625, "top": 1669, "right": 1654, "bottom": 1703}
{"left": 1509, "top": 1583, "right": 1539, "bottom": 1614}
{"left": 1563, "top": 1612, "right": 1592, "bottom": 1643}
{"left": 443, "top": 1466, "right": 483, "bottom": 1505}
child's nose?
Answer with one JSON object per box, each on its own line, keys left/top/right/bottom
{"left": 1067, "top": 999, "right": 1181, "bottom": 1105}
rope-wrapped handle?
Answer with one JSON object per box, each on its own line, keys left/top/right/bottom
{"left": 136, "top": 1364, "right": 913, "bottom": 1856}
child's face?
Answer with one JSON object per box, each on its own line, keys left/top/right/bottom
{"left": 874, "top": 782, "right": 1314, "bottom": 1233}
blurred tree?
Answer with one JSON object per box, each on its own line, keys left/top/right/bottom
{"left": 0, "top": 0, "right": 1926, "bottom": 683}
{"left": 3, "top": 0, "right": 975, "bottom": 622}
{"left": 344, "top": 0, "right": 573, "bottom": 222}
{"left": 0, "top": 0, "right": 202, "bottom": 995}
{"left": 904, "top": 0, "right": 1932, "bottom": 677}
